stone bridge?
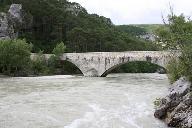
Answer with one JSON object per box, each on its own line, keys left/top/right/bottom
{"left": 31, "top": 51, "right": 179, "bottom": 77}
{"left": 58, "top": 51, "right": 179, "bottom": 77}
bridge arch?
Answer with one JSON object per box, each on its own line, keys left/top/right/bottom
{"left": 100, "top": 61, "right": 166, "bottom": 77}
{"left": 63, "top": 58, "right": 84, "bottom": 75}
{"left": 64, "top": 57, "right": 100, "bottom": 76}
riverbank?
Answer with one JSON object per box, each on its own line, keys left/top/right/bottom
{"left": 154, "top": 77, "right": 192, "bottom": 128}
{"left": 0, "top": 74, "right": 7, "bottom": 77}
{"left": 0, "top": 73, "right": 83, "bottom": 78}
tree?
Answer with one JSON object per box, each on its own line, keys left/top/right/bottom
{"left": 1, "top": 0, "right": 159, "bottom": 53}
{"left": 156, "top": 14, "right": 192, "bottom": 50}
{"left": 0, "top": 39, "right": 32, "bottom": 75}
{"left": 156, "top": 12, "right": 192, "bottom": 82}
{"left": 52, "top": 42, "right": 66, "bottom": 56}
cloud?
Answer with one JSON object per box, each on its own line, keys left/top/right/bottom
{"left": 69, "top": 0, "right": 192, "bottom": 25}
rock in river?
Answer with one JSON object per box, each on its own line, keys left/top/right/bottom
{"left": 154, "top": 77, "right": 192, "bottom": 128}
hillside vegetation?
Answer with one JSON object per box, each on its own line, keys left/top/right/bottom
{"left": 133, "top": 24, "right": 163, "bottom": 33}
{"left": 0, "top": 0, "right": 159, "bottom": 53}
{"left": 0, "top": 0, "right": 164, "bottom": 76}
{"left": 156, "top": 14, "right": 192, "bottom": 83}
{"left": 116, "top": 25, "right": 147, "bottom": 37}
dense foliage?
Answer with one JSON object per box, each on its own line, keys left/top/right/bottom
{"left": 31, "top": 51, "right": 49, "bottom": 75}
{"left": 0, "top": 39, "right": 32, "bottom": 75}
{"left": 135, "top": 24, "right": 163, "bottom": 34}
{"left": 53, "top": 42, "right": 66, "bottom": 56}
{"left": 0, "top": 0, "right": 159, "bottom": 53}
{"left": 0, "top": 0, "right": 163, "bottom": 75}
{"left": 0, "top": 39, "right": 68, "bottom": 76}
{"left": 156, "top": 13, "right": 192, "bottom": 82}
{"left": 116, "top": 25, "right": 147, "bottom": 37}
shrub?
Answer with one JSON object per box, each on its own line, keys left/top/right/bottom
{"left": 154, "top": 98, "right": 162, "bottom": 108}
{"left": 179, "top": 45, "right": 192, "bottom": 81}
{"left": 166, "top": 45, "right": 192, "bottom": 83}
{"left": 156, "top": 12, "right": 192, "bottom": 83}
{"left": 52, "top": 42, "right": 66, "bottom": 56}
{"left": 0, "top": 39, "right": 32, "bottom": 75}
{"left": 166, "top": 58, "right": 183, "bottom": 83}
{"left": 46, "top": 42, "right": 67, "bottom": 74}
{"left": 47, "top": 55, "right": 59, "bottom": 74}
{"left": 31, "top": 51, "right": 49, "bottom": 75}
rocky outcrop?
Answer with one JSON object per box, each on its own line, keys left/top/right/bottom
{"left": 66, "top": 2, "right": 87, "bottom": 16}
{"left": 8, "top": 4, "right": 22, "bottom": 23}
{"left": 0, "top": 12, "right": 9, "bottom": 39}
{"left": 154, "top": 77, "right": 192, "bottom": 128}
{"left": 0, "top": 4, "right": 22, "bottom": 40}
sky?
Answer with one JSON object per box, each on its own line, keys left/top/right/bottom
{"left": 69, "top": 0, "right": 192, "bottom": 25}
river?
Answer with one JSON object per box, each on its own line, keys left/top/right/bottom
{"left": 0, "top": 73, "right": 169, "bottom": 128}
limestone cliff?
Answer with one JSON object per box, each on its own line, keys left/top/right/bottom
{"left": 154, "top": 77, "right": 192, "bottom": 128}
{"left": 0, "top": 4, "right": 22, "bottom": 40}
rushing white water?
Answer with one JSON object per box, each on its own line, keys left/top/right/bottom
{"left": 0, "top": 73, "right": 169, "bottom": 128}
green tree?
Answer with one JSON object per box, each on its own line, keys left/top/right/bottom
{"left": 156, "top": 14, "right": 192, "bottom": 50}
{"left": 0, "top": 39, "right": 32, "bottom": 75}
{"left": 53, "top": 42, "right": 66, "bottom": 56}
{"left": 47, "top": 42, "right": 66, "bottom": 74}
{"left": 0, "top": 1, "right": 162, "bottom": 75}
{"left": 1, "top": 0, "right": 159, "bottom": 53}
{"left": 156, "top": 12, "right": 192, "bottom": 82}
{"left": 116, "top": 25, "right": 147, "bottom": 37}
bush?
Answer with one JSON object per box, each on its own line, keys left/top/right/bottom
{"left": 166, "top": 58, "right": 182, "bottom": 83}
{"left": 53, "top": 42, "right": 66, "bottom": 56}
{"left": 166, "top": 45, "right": 192, "bottom": 83}
{"left": 47, "top": 55, "right": 59, "bottom": 74}
{"left": 30, "top": 42, "right": 66, "bottom": 75}
{"left": 156, "top": 12, "right": 192, "bottom": 83}
{"left": 0, "top": 39, "right": 32, "bottom": 75}
{"left": 45, "top": 42, "right": 67, "bottom": 74}
{"left": 31, "top": 51, "right": 49, "bottom": 75}
{"left": 154, "top": 98, "right": 162, "bottom": 108}
{"left": 179, "top": 46, "right": 192, "bottom": 81}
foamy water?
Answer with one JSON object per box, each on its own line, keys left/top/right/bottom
{"left": 0, "top": 73, "right": 169, "bottom": 128}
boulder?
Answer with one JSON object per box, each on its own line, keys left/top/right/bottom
{"left": 154, "top": 77, "right": 192, "bottom": 127}
{"left": 169, "top": 77, "right": 190, "bottom": 97}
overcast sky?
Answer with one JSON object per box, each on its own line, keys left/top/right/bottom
{"left": 69, "top": 0, "right": 192, "bottom": 25}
